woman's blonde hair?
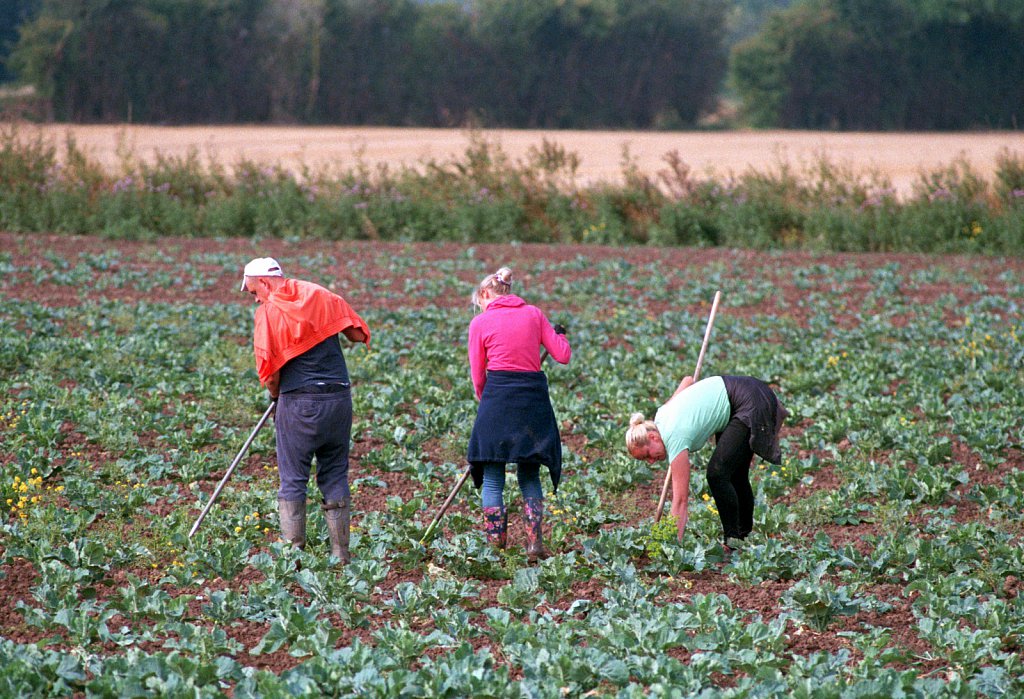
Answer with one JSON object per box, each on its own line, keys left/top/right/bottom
{"left": 472, "top": 266, "right": 513, "bottom": 307}
{"left": 625, "top": 412, "right": 659, "bottom": 452}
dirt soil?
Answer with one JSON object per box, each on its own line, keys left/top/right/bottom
{"left": 5, "top": 233, "right": 1021, "bottom": 317}
{"left": 15, "top": 124, "right": 1024, "bottom": 198}
{"left": 2, "top": 231, "right": 1022, "bottom": 678}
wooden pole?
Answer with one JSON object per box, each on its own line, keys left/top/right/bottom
{"left": 419, "top": 467, "right": 471, "bottom": 545}
{"left": 188, "top": 401, "right": 276, "bottom": 539}
{"left": 654, "top": 291, "right": 721, "bottom": 522}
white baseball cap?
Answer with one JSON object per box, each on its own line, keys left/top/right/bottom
{"left": 240, "top": 257, "right": 284, "bottom": 291}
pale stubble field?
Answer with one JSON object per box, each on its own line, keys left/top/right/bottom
{"left": 21, "top": 124, "right": 1024, "bottom": 197}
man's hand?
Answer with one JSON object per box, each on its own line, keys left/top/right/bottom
{"left": 266, "top": 371, "right": 281, "bottom": 400}
{"left": 553, "top": 323, "right": 567, "bottom": 335}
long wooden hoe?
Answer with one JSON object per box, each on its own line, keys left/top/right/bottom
{"left": 418, "top": 466, "right": 472, "bottom": 545}
{"left": 188, "top": 401, "right": 277, "bottom": 539}
{"left": 654, "top": 290, "right": 722, "bottom": 523}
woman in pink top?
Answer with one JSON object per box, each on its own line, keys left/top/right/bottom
{"left": 466, "top": 267, "right": 571, "bottom": 562}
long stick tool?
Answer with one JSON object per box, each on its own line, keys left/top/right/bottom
{"left": 188, "top": 401, "right": 276, "bottom": 539}
{"left": 654, "top": 291, "right": 721, "bottom": 523}
{"left": 418, "top": 466, "right": 471, "bottom": 545}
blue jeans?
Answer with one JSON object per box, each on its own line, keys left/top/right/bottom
{"left": 480, "top": 462, "right": 543, "bottom": 508}
{"left": 274, "top": 388, "right": 352, "bottom": 502}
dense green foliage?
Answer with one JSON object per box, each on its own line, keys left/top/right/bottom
{"left": 731, "top": 0, "right": 1024, "bottom": 129}
{"left": 5, "top": 0, "right": 1022, "bottom": 129}
{"left": 1, "top": 127, "right": 1023, "bottom": 254}
{"left": 0, "top": 0, "right": 37, "bottom": 84}
{"left": 3, "top": 0, "right": 728, "bottom": 127}
{"left": 1, "top": 243, "right": 1022, "bottom": 695}
{"left": 725, "top": 0, "right": 795, "bottom": 44}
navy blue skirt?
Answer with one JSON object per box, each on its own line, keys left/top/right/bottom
{"left": 467, "top": 371, "right": 562, "bottom": 492}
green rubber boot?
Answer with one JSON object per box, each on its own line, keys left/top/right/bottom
{"left": 278, "top": 498, "right": 307, "bottom": 549}
{"left": 322, "top": 497, "right": 351, "bottom": 564}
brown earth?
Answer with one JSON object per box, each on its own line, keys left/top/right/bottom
{"left": 13, "top": 124, "right": 1024, "bottom": 198}
{"left": 5, "top": 233, "right": 1021, "bottom": 319}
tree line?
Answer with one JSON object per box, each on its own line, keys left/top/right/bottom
{"left": 2, "top": 0, "right": 728, "bottom": 127}
{"left": 731, "top": 0, "right": 1024, "bottom": 130}
{"left": 2, "top": 0, "right": 1022, "bottom": 130}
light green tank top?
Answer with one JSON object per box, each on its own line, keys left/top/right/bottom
{"left": 654, "top": 376, "right": 731, "bottom": 462}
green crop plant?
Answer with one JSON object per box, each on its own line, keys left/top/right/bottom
{"left": 644, "top": 514, "right": 680, "bottom": 562}
{"left": 782, "top": 578, "right": 866, "bottom": 632}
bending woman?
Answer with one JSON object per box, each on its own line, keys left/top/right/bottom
{"left": 626, "top": 374, "right": 787, "bottom": 546}
{"left": 466, "top": 267, "right": 571, "bottom": 562}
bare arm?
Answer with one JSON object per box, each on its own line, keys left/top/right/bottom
{"left": 670, "top": 375, "right": 695, "bottom": 400}
{"left": 342, "top": 326, "right": 367, "bottom": 343}
{"left": 669, "top": 449, "right": 691, "bottom": 540}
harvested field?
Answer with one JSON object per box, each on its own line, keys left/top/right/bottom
{"left": 17, "top": 124, "right": 1024, "bottom": 197}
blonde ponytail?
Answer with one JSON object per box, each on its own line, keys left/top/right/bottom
{"left": 472, "top": 266, "right": 514, "bottom": 306}
{"left": 625, "top": 412, "right": 658, "bottom": 451}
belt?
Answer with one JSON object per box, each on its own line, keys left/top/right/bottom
{"left": 287, "top": 382, "right": 350, "bottom": 394}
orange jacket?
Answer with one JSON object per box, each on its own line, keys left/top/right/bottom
{"left": 253, "top": 279, "right": 370, "bottom": 385}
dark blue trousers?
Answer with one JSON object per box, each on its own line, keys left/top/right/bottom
{"left": 274, "top": 388, "right": 353, "bottom": 502}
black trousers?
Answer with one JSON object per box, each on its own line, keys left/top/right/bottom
{"left": 706, "top": 416, "right": 755, "bottom": 542}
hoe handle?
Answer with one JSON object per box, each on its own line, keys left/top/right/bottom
{"left": 655, "top": 291, "right": 721, "bottom": 523}
{"left": 419, "top": 467, "right": 472, "bottom": 545}
{"left": 188, "top": 401, "right": 276, "bottom": 539}
{"left": 691, "top": 291, "right": 721, "bottom": 383}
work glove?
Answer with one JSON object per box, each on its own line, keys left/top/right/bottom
{"left": 553, "top": 323, "right": 567, "bottom": 336}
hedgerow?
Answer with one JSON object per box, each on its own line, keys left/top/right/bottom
{"left": 1, "top": 128, "right": 1022, "bottom": 254}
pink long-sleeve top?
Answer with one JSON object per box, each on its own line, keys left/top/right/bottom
{"left": 468, "top": 294, "right": 572, "bottom": 399}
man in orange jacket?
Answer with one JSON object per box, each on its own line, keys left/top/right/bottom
{"left": 241, "top": 257, "right": 370, "bottom": 563}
